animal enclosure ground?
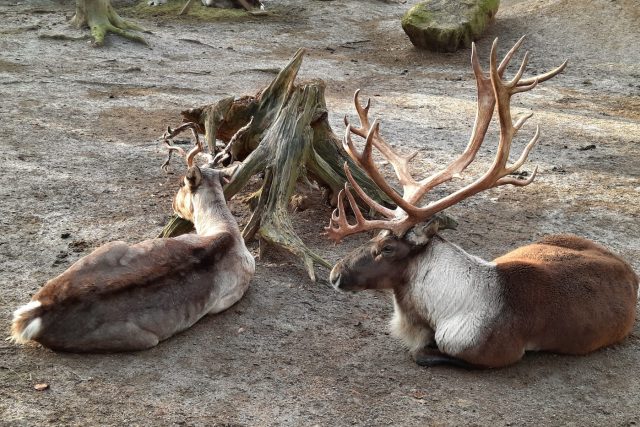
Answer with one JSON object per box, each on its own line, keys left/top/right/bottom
{"left": 1, "top": 0, "right": 639, "bottom": 425}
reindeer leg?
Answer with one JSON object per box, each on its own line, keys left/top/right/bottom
{"left": 236, "top": 0, "right": 255, "bottom": 11}
{"left": 413, "top": 348, "right": 477, "bottom": 369}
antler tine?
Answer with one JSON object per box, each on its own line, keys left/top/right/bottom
{"left": 212, "top": 116, "right": 254, "bottom": 167}
{"left": 162, "top": 121, "right": 205, "bottom": 171}
{"left": 367, "top": 121, "right": 420, "bottom": 190}
{"left": 161, "top": 142, "right": 187, "bottom": 172}
{"left": 162, "top": 122, "right": 200, "bottom": 140}
{"left": 164, "top": 141, "right": 187, "bottom": 158}
{"left": 343, "top": 121, "right": 424, "bottom": 216}
{"left": 497, "top": 35, "right": 526, "bottom": 76}
{"left": 345, "top": 91, "right": 421, "bottom": 190}
{"left": 345, "top": 89, "right": 372, "bottom": 138}
{"left": 514, "top": 112, "right": 534, "bottom": 131}
{"left": 325, "top": 185, "right": 364, "bottom": 243}
{"left": 325, "top": 182, "right": 404, "bottom": 243}
{"left": 342, "top": 124, "right": 364, "bottom": 168}
{"left": 343, "top": 162, "right": 396, "bottom": 219}
{"left": 519, "top": 60, "right": 567, "bottom": 86}
{"left": 185, "top": 127, "right": 204, "bottom": 168}
{"left": 493, "top": 35, "right": 568, "bottom": 87}
{"left": 508, "top": 49, "right": 530, "bottom": 87}
{"left": 505, "top": 125, "right": 540, "bottom": 174}
{"left": 497, "top": 166, "right": 538, "bottom": 186}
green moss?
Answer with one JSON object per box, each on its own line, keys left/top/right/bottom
{"left": 401, "top": 4, "right": 433, "bottom": 28}
{"left": 467, "top": 0, "right": 499, "bottom": 33}
{"left": 123, "top": 0, "right": 250, "bottom": 21}
{"left": 401, "top": 0, "right": 499, "bottom": 52}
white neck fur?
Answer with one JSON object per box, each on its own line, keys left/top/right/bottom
{"left": 398, "top": 236, "right": 502, "bottom": 353}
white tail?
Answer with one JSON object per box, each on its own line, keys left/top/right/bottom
{"left": 327, "top": 38, "right": 638, "bottom": 368}
{"left": 10, "top": 301, "right": 43, "bottom": 344}
{"left": 10, "top": 132, "right": 255, "bottom": 352}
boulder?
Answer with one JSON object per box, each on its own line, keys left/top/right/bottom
{"left": 402, "top": 0, "right": 499, "bottom": 52}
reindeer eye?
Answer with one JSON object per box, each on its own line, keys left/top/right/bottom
{"left": 381, "top": 244, "right": 394, "bottom": 255}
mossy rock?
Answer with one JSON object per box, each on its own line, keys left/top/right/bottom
{"left": 123, "top": 0, "right": 249, "bottom": 21}
{"left": 401, "top": 0, "right": 499, "bottom": 52}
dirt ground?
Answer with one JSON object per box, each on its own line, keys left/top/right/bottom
{"left": 1, "top": 0, "right": 639, "bottom": 425}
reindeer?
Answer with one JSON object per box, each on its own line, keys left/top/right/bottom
{"left": 326, "top": 37, "right": 638, "bottom": 369}
{"left": 148, "top": 0, "right": 263, "bottom": 13}
{"left": 10, "top": 136, "right": 255, "bottom": 352}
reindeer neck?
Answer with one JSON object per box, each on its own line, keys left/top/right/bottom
{"left": 191, "top": 188, "right": 240, "bottom": 238}
{"left": 400, "top": 235, "right": 500, "bottom": 326}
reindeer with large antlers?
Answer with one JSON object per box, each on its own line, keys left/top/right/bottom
{"left": 327, "top": 37, "right": 638, "bottom": 368}
{"left": 11, "top": 135, "right": 254, "bottom": 352}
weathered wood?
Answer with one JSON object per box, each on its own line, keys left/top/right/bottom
{"left": 161, "top": 49, "right": 392, "bottom": 280}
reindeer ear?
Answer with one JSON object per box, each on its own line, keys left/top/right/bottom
{"left": 405, "top": 213, "right": 458, "bottom": 245}
{"left": 185, "top": 166, "right": 203, "bottom": 190}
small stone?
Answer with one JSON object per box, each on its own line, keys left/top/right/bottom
{"left": 411, "top": 390, "right": 427, "bottom": 400}
{"left": 60, "top": 232, "right": 71, "bottom": 239}
{"left": 402, "top": 0, "right": 500, "bottom": 52}
{"left": 34, "top": 383, "right": 49, "bottom": 391}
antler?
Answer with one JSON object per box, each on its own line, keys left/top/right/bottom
{"left": 326, "top": 37, "right": 567, "bottom": 242}
{"left": 161, "top": 122, "right": 205, "bottom": 171}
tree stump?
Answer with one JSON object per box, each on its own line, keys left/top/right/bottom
{"left": 72, "top": 0, "right": 147, "bottom": 46}
{"left": 161, "top": 49, "right": 391, "bottom": 281}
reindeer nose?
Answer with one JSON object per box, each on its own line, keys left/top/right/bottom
{"left": 329, "top": 265, "right": 341, "bottom": 289}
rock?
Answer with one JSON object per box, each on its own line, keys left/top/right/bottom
{"left": 401, "top": 0, "right": 500, "bottom": 52}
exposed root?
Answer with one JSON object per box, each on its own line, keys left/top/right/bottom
{"left": 72, "top": 0, "right": 148, "bottom": 47}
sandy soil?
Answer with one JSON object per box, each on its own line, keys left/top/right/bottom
{"left": 1, "top": 0, "right": 639, "bottom": 425}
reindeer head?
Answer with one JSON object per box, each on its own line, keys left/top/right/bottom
{"left": 328, "top": 37, "right": 566, "bottom": 292}
{"left": 329, "top": 215, "right": 458, "bottom": 292}
{"left": 172, "top": 166, "right": 225, "bottom": 220}
{"left": 167, "top": 128, "right": 232, "bottom": 222}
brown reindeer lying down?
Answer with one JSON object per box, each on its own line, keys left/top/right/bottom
{"left": 326, "top": 38, "right": 638, "bottom": 369}
{"left": 11, "top": 143, "right": 254, "bottom": 352}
